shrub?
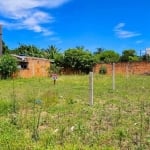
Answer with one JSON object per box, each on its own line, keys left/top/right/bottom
{"left": 0, "top": 54, "right": 18, "bottom": 79}
{"left": 99, "top": 50, "right": 120, "bottom": 63}
{"left": 49, "top": 63, "right": 61, "bottom": 74}
{"left": 99, "top": 65, "right": 107, "bottom": 74}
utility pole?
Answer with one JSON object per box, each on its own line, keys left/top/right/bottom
{"left": 0, "top": 24, "right": 2, "bottom": 55}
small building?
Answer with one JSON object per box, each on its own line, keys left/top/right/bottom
{"left": 12, "top": 55, "right": 50, "bottom": 78}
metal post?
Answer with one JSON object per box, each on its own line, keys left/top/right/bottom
{"left": 89, "top": 72, "right": 93, "bottom": 106}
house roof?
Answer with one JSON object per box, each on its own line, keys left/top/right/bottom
{"left": 11, "top": 54, "right": 52, "bottom": 62}
{"left": 11, "top": 54, "right": 27, "bottom": 62}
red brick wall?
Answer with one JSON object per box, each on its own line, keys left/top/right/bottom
{"left": 17, "top": 57, "right": 50, "bottom": 78}
{"left": 94, "top": 62, "right": 150, "bottom": 75}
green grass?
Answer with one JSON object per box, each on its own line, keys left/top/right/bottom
{"left": 0, "top": 75, "right": 150, "bottom": 149}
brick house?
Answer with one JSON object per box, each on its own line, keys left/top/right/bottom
{"left": 12, "top": 55, "right": 51, "bottom": 78}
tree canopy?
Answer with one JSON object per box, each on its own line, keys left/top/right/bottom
{"left": 1, "top": 41, "right": 145, "bottom": 75}
{"left": 120, "top": 49, "right": 139, "bottom": 62}
{"left": 96, "top": 50, "right": 120, "bottom": 63}
{"left": 45, "top": 45, "right": 60, "bottom": 60}
{"left": 63, "top": 47, "right": 96, "bottom": 73}
{"left": 2, "top": 41, "right": 10, "bottom": 54}
{"left": 10, "top": 44, "right": 45, "bottom": 58}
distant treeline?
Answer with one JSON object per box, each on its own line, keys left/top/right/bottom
{"left": 2, "top": 41, "right": 149, "bottom": 74}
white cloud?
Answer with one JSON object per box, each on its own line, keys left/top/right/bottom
{"left": 136, "top": 40, "right": 144, "bottom": 44}
{"left": 0, "top": 0, "right": 70, "bottom": 35}
{"left": 114, "top": 23, "right": 141, "bottom": 38}
{"left": 114, "top": 23, "right": 125, "bottom": 29}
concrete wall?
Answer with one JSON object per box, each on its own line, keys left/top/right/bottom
{"left": 17, "top": 57, "right": 50, "bottom": 78}
{"left": 94, "top": 61, "right": 150, "bottom": 75}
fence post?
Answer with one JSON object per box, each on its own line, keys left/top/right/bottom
{"left": 112, "top": 63, "right": 115, "bottom": 90}
{"left": 89, "top": 72, "right": 93, "bottom": 106}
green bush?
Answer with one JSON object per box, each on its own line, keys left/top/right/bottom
{"left": 99, "top": 65, "right": 107, "bottom": 74}
{"left": 0, "top": 54, "right": 18, "bottom": 79}
{"left": 98, "top": 50, "right": 120, "bottom": 63}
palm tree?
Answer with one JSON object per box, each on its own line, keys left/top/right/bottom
{"left": 94, "top": 47, "right": 104, "bottom": 54}
{"left": 46, "top": 45, "right": 60, "bottom": 59}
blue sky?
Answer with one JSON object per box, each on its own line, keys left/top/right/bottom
{"left": 0, "top": 0, "right": 150, "bottom": 54}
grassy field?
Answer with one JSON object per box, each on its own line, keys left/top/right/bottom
{"left": 0, "top": 74, "right": 150, "bottom": 149}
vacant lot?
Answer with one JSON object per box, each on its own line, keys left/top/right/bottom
{"left": 0, "top": 75, "right": 150, "bottom": 149}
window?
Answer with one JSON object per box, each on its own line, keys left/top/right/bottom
{"left": 20, "top": 62, "right": 28, "bottom": 69}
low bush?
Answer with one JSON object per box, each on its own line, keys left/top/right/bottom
{"left": 99, "top": 65, "right": 107, "bottom": 74}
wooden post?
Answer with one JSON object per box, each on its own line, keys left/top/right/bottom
{"left": 112, "top": 63, "right": 115, "bottom": 90}
{"left": 53, "top": 79, "right": 56, "bottom": 85}
{"left": 89, "top": 72, "right": 93, "bottom": 106}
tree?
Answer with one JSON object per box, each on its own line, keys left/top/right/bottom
{"left": 120, "top": 49, "right": 139, "bottom": 62}
{"left": 49, "top": 53, "right": 64, "bottom": 74}
{"left": 45, "top": 45, "right": 60, "bottom": 60}
{"left": 63, "top": 47, "right": 96, "bottom": 73}
{"left": 45, "top": 45, "right": 63, "bottom": 74}
{"left": 54, "top": 53, "right": 64, "bottom": 66}
{"left": 0, "top": 54, "right": 18, "bottom": 79}
{"left": 2, "top": 41, "right": 10, "bottom": 54}
{"left": 94, "top": 47, "right": 105, "bottom": 54}
{"left": 11, "top": 44, "right": 44, "bottom": 58}
{"left": 98, "top": 50, "right": 120, "bottom": 63}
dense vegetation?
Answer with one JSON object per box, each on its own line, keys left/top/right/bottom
{"left": 0, "top": 75, "right": 150, "bottom": 149}
{"left": 1, "top": 41, "right": 149, "bottom": 75}
{"left": 0, "top": 54, "right": 18, "bottom": 79}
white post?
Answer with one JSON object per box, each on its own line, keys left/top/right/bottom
{"left": 112, "top": 63, "right": 115, "bottom": 90}
{"left": 89, "top": 72, "right": 93, "bottom": 106}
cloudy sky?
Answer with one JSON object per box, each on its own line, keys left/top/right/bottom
{"left": 0, "top": 0, "right": 150, "bottom": 54}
